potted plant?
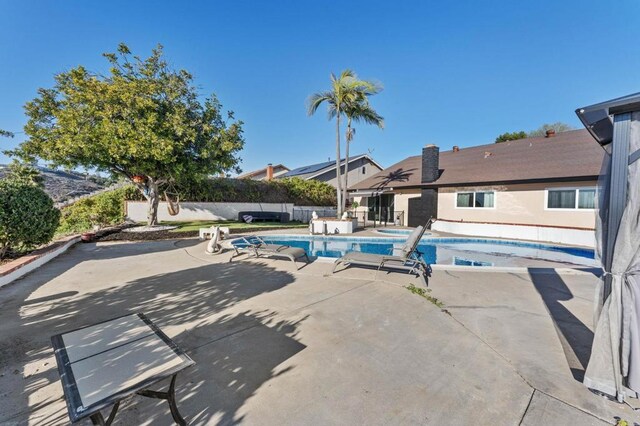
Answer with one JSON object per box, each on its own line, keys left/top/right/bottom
{"left": 132, "top": 174, "right": 146, "bottom": 184}
{"left": 81, "top": 215, "right": 102, "bottom": 243}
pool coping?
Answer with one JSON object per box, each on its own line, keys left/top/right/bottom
{"left": 229, "top": 232, "right": 599, "bottom": 271}
{"left": 231, "top": 232, "right": 596, "bottom": 254}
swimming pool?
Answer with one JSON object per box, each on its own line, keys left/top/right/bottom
{"left": 232, "top": 235, "right": 597, "bottom": 267}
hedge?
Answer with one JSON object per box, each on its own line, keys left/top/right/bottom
{"left": 126, "top": 177, "right": 337, "bottom": 206}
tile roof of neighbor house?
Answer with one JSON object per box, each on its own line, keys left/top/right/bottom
{"left": 280, "top": 154, "right": 383, "bottom": 178}
{"left": 350, "top": 129, "right": 605, "bottom": 191}
{"left": 237, "top": 164, "right": 289, "bottom": 179}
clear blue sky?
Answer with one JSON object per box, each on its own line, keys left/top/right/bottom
{"left": 1, "top": 1, "right": 639, "bottom": 173}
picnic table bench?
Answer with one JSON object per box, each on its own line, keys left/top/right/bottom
{"left": 51, "top": 313, "right": 195, "bottom": 425}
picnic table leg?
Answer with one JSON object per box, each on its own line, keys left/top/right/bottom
{"left": 136, "top": 374, "right": 187, "bottom": 426}
{"left": 89, "top": 401, "right": 120, "bottom": 426}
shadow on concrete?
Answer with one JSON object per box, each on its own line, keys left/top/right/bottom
{"left": 528, "top": 268, "right": 594, "bottom": 382}
{"left": 0, "top": 250, "right": 301, "bottom": 425}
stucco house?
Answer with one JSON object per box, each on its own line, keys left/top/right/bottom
{"left": 279, "top": 154, "right": 383, "bottom": 189}
{"left": 237, "top": 163, "right": 290, "bottom": 180}
{"left": 349, "top": 129, "right": 604, "bottom": 246}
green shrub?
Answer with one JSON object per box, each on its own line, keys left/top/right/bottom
{"left": 276, "top": 178, "right": 336, "bottom": 206}
{"left": 0, "top": 179, "right": 60, "bottom": 258}
{"left": 123, "top": 177, "right": 337, "bottom": 206}
{"left": 57, "top": 186, "right": 133, "bottom": 235}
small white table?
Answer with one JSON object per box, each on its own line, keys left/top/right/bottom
{"left": 51, "top": 313, "right": 195, "bottom": 425}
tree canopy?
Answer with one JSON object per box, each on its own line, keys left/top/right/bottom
{"left": 495, "top": 131, "right": 527, "bottom": 143}
{"left": 8, "top": 43, "right": 245, "bottom": 225}
{"left": 495, "top": 122, "right": 576, "bottom": 143}
{"left": 528, "top": 122, "right": 575, "bottom": 137}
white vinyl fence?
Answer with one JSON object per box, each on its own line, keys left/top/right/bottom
{"left": 126, "top": 201, "right": 294, "bottom": 222}
{"left": 292, "top": 206, "right": 338, "bottom": 223}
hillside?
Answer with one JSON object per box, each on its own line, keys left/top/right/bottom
{"left": 0, "top": 164, "right": 107, "bottom": 203}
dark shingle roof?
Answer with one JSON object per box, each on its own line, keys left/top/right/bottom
{"left": 350, "top": 129, "right": 604, "bottom": 191}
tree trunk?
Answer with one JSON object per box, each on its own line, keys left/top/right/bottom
{"left": 342, "top": 118, "right": 352, "bottom": 214}
{"left": 335, "top": 112, "right": 343, "bottom": 218}
{"left": 146, "top": 178, "right": 160, "bottom": 226}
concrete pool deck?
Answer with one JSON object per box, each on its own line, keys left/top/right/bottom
{"left": 0, "top": 237, "right": 636, "bottom": 425}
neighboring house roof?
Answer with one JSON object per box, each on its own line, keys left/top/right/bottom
{"left": 280, "top": 154, "right": 383, "bottom": 179}
{"left": 237, "top": 164, "right": 289, "bottom": 179}
{"left": 351, "top": 129, "right": 605, "bottom": 191}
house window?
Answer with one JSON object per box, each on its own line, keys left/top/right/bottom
{"left": 546, "top": 188, "right": 596, "bottom": 210}
{"left": 456, "top": 191, "right": 495, "bottom": 208}
{"left": 362, "top": 166, "right": 366, "bottom": 174}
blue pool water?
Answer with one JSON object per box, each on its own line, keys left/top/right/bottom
{"left": 233, "top": 235, "right": 597, "bottom": 267}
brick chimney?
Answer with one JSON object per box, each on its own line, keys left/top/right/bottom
{"left": 266, "top": 163, "right": 274, "bottom": 181}
{"left": 545, "top": 129, "right": 556, "bottom": 138}
{"left": 421, "top": 144, "right": 440, "bottom": 183}
{"left": 408, "top": 144, "right": 440, "bottom": 227}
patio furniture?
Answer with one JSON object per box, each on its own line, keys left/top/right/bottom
{"left": 332, "top": 220, "right": 432, "bottom": 285}
{"left": 51, "top": 313, "right": 195, "bottom": 425}
{"left": 232, "top": 235, "right": 309, "bottom": 267}
{"left": 237, "top": 211, "right": 290, "bottom": 223}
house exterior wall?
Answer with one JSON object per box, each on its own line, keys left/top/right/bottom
{"left": 393, "top": 191, "right": 421, "bottom": 226}
{"left": 241, "top": 167, "right": 288, "bottom": 180}
{"left": 436, "top": 180, "right": 597, "bottom": 229}
{"left": 315, "top": 157, "right": 383, "bottom": 188}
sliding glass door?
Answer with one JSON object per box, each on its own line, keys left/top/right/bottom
{"left": 367, "top": 194, "right": 394, "bottom": 222}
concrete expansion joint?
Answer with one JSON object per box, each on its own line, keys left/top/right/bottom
{"left": 447, "top": 313, "right": 612, "bottom": 425}
{"left": 518, "top": 389, "right": 536, "bottom": 426}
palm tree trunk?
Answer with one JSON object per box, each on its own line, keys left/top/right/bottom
{"left": 342, "top": 118, "right": 352, "bottom": 214}
{"left": 335, "top": 113, "right": 343, "bottom": 218}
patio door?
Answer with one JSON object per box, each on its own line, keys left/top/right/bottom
{"left": 367, "top": 194, "right": 394, "bottom": 222}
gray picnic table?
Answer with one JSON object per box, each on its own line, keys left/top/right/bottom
{"left": 51, "top": 313, "right": 195, "bottom": 425}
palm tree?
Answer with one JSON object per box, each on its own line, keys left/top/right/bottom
{"left": 343, "top": 93, "right": 384, "bottom": 213}
{"left": 307, "top": 70, "right": 383, "bottom": 217}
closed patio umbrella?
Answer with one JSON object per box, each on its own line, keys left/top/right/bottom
{"left": 576, "top": 93, "right": 640, "bottom": 402}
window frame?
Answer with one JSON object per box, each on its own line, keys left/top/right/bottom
{"left": 544, "top": 187, "right": 596, "bottom": 211}
{"left": 454, "top": 190, "right": 496, "bottom": 209}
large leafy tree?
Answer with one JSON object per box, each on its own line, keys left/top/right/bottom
{"left": 495, "top": 131, "right": 527, "bottom": 143}
{"left": 307, "top": 70, "right": 383, "bottom": 216}
{"left": 8, "top": 43, "right": 244, "bottom": 225}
